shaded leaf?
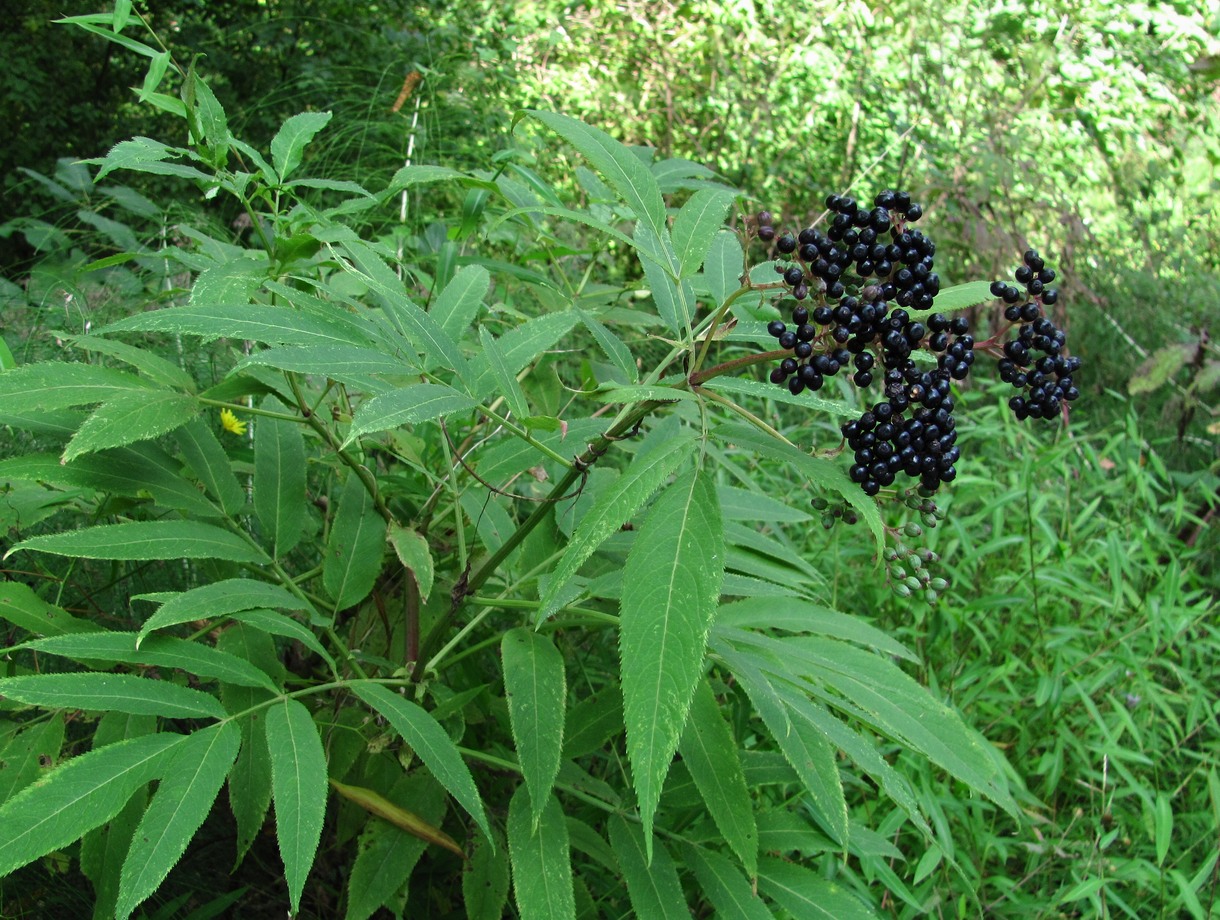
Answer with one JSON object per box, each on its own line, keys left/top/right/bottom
{"left": 116, "top": 722, "right": 241, "bottom": 919}
{"left": 686, "top": 845, "right": 775, "bottom": 920}
{"left": 463, "top": 826, "right": 511, "bottom": 920}
{"left": 254, "top": 395, "right": 306, "bottom": 559}
{"left": 608, "top": 817, "right": 687, "bottom": 919}
{"left": 0, "top": 716, "right": 65, "bottom": 802}
{"left": 323, "top": 472, "right": 386, "bottom": 610}
{"left": 343, "top": 383, "right": 478, "bottom": 447}
{"left": 266, "top": 699, "right": 329, "bottom": 916}
{"left": 136, "top": 578, "right": 312, "bottom": 643}
{"left": 757, "top": 856, "right": 878, "bottom": 919}
{"left": 351, "top": 682, "right": 491, "bottom": 841}
{"left": 508, "top": 786, "right": 574, "bottom": 920}
{"left": 537, "top": 432, "right": 696, "bottom": 622}
{"left": 705, "top": 229, "right": 745, "bottom": 308}
{"left": 502, "top": 628, "right": 566, "bottom": 824}
{"left": 0, "top": 362, "right": 154, "bottom": 413}
{"left": 176, "top": 418, "right": 245, "bottom": 515}
{"left": 679, "top": 677, "right": 757, "bottom": 875}
{"left": 0, "top": 581, "right": 97, "bottom": 637}
{"left": 388, "top": 523, "right": 435, "bottom": 603}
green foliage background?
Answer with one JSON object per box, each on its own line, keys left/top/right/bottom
{"left": 0, "top": 2, "right": 1217, "bottom": 919}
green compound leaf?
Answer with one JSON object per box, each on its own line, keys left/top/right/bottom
{"left": 136, "top": 578, "right": 312, "bottom": 644}
{"left": 388, "top": 523, "right": 435, "bottom": 603}
{"left": 608, "top": 817, "right": 688, "bottom": 919}
{"left": 0, "top": 673, "right": 226, "bottom": 719}
{"left": 678, "top": 677, "right": 757, "bottom": 875}
{"left": 0, "top": 580, "right": 97, "bottom": 637}
{"left": 266, "top": 699, "right": 329, "bottom": 917}
{"left": 757, "top": 855, "right": 879, "bottom": 919}
{"left": 0, "top": 362, "right": 155, "bottom": 413}
{"left": 17, "top": 632, "right": 278, "bottom": 692}
{"left": 254, "top": 395, "right": 306, "bottom": 559}
{"left": 619, "top": 465, "right": 724, "bottom": 857}
{"left": 6, "top": 520, "right": 269, "bottom": 564}
{"left": 526, "top": 111, "right": 668, "bottom": 258}
{"left": 0, "top": 732, "right": 184, "bottom": 878}
{"left": 176, "top": 418, "right": 245, "bottom": 515}
{"left": 431, "top": 264, "right": 490, "bottom": 340}
{"left": 685, "top": 845, "right": 776, "bottom": 920}
{"left": 463, "top": 827, "right": 511, "bottom": 920}
{"left": 115, "top": 722, "right": 241, "bottom": 920}
{"left": 343, "top": 383, "right": 478, "bottom": 447}
{"left": 323, "top": 472, "right": 387, "bottom": 610}
{"left": 508, "top": 786, "right": 575, "bottom": 920}
{"left": 270, "top": 111, "right": 333, "bottom": 182}
{"left": 501, "top": 628, "right": 566, "bottom": 825}
{"left": 705, "top": 229, "right": 745, "bottom": 309}
{"left": 672, "top": 187, "right": 737, "bottom": 279}
{"left": 351, "top": 682, "right": 491, "bottom": 843}
{"left": 62, "top": 390, "right": 198, "bottom": 463}
{"left": 102, "top": 304, "right": 378, "bottom": 349}
{"left": 537, "top": 432, "right": 696, "bottom": 623}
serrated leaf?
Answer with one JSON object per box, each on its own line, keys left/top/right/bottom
{"left": 464, "top": 826, "right": 511, "bottom": 920}
{"left": 67, "top": 335, "right": 196, "bottom": 391}
{"left": 472, "top": 312, "right": 580, "bottom": 398}
{"left": 926, "top": 280, "right": 996, "bottom": 315}
{"left": 715, "top": 598, "right": 917, "bottom": 661}
{"left": 712, "top": 642, "right": 849, "bottom": 845}
{"left": 578, "top": 310, "right": 638, "bottom": 383}
{"left": 230, "top": 609, "right": 336, "bottom": 675}
{"left": 388, "top": 524, "right": 435, "bottom": 603}
{"left": 266, "top": 699, "right": 328, "bottom": 916}
{"left": 270, "top": 111, "right": 333, "bottom": 182}
{"left": 351, "top": 683, "right": 490, "bottom": 841}
{"left": 704, "top": 375, "right": 858, "bottom": 417}
{"left": 757, "top": 856, "right": 878, "bottom": 918}
{"left": 620, "top": 466, "right": 723, "bottom": 854}
{"left": 236, "top": 344, "right": 416, "bottom": 385}
{"left": 508, "top": 786, "right": 574, "bottom": 920}
{"left": 0, "top": 673, "right": 226, "bottom": 719}
{"left": 679, "top": 677, "right": 757, "bottom": 875}
{"left": 0, "top": 716, "right": 65, "bottom": 802}
{"left": 384, "top": 164, "right": 467, "bottom": 194}
{"left": 176, "top": 418, "right": 245, "bottom": 515}
{"left": 323, "top": 473, "right": 386, "bottom": 610}
{"left": 17, "top": 633, "right": 278, "bottom": 692}
{"left": 527, "top": 111, "right": 668, "bottom": 256}
{"left": 254, "top": 395, "right": 305, "bottom": 559}
{"left": 0, "top": 581, "right": 98, "bottom": 636}
{"left": 537, "top": 433, "right": 696, "bottom": 623}
{"left": 341, "top": 773, "right": 449, "bottom": 920}
{"left": 432, "top": 264, "right": 490, "bottom": 340}
{"left": 343, "top": 383, "right": 478, "bottom": 447}
{"left": 62, "top": 390, "right": 198, "bottom": 462}
{"left": 479, "top": 327, "right": 531, "bottom": 420}
{"left": 0, "top": 733, "right": 184, "bottom": 877}
{"left": 0, "top": 362, "right": 155, "bottom": 412}
{"left": 502, "top": 628, "right": 566, "bottom": 824}
{"left": 190, "top": 72, "right": 229, "bottom": 153}
{"left": 116, "top": 722, "right": 241, "bottom": 919}
{"left": 608, "top": 817, "right": 687, "bottom": 918}
{"left": 705, "top": 229, "right": 745, "bottom": 308}
{"left": 136, "top": 578, "right": 312, "bottom": 643}
{"left": 672, "top": 188, "right": 737, "bottom": 279}
{"left": 220, "top": 684, "right": 274, "bottom": 863}
{"left": 639, "top": 226, "right": 696, "bottom": 332}
{"left": 686, "top": 846, "right": 775, "bottom": 920}
{"left": 7, "top": 520, "right": 269, "bottom": 564}
{"left": 716, "top": 422, "right": 883, "bottom": 552}
{"left": 102, "top": 304, "right": 377, "bottom": 348}
{"left": 0, "top": 444, "right": 222, "bottom": 519}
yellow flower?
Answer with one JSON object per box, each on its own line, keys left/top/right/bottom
{"left": 220, "top": 408, "right": 247, "bottom": 436}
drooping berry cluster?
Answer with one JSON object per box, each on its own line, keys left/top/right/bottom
{"left": 760, "top": 191, "right": 975, "bottom": 494}
{"left": 991, "top": 250, "right": 1081, "bottom": 421}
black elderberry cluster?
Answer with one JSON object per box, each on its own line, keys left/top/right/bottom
{"left": 760, "top": 191, "right": 975, "bottom": 494}
{"left": 991, "top": 250, "right": 1081, "bottom": 421}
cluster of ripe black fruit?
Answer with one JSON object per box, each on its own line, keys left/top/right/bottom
{"left": 761, "top": 191, "right": 974, "bottom": 494}
{"left": 991, "top": 250, "right": 1081, "bottom": 421}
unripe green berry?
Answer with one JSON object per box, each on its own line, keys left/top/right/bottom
{"left": 904, "top": 521, "right": 923, "bottom": 538}
{"left": 893, "top": 583, "right": 912, "bottom": 598}
{"left": 929, "top": 577, "right": 949, "bottom": 591}
{"left": 883, "top": 547, "right": 900, "bottom": 562}
{"left": 925, "top": 589, "right": 938, "bottom": 604}
{"left": 822, "top": 514, "right": 835, "bottom": 530}
{"left": 904, "top": 575, "right": 922, "bottom": 590}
